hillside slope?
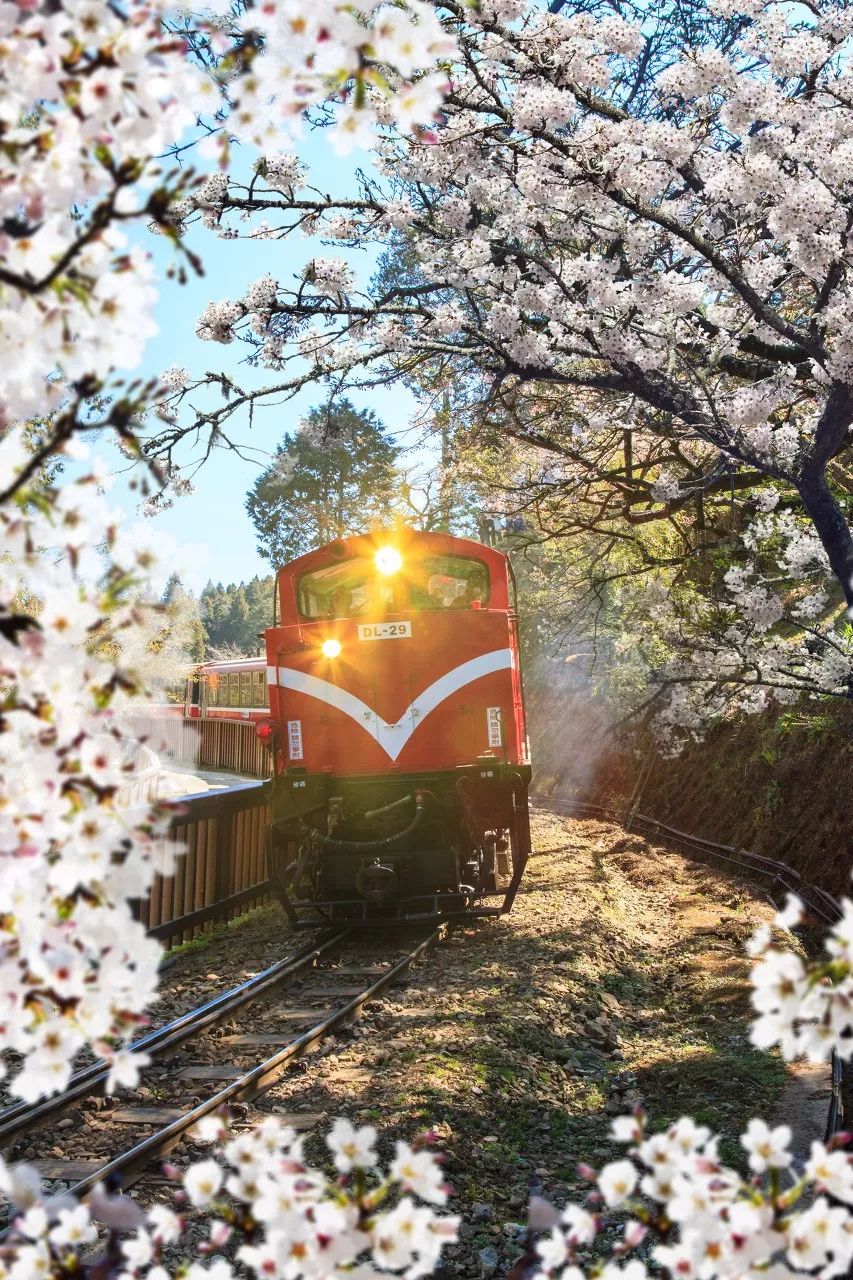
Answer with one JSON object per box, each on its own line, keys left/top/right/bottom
{"left": 638, "top": 706, "right": 852, "bottom": 897}
{"left": 526, "top": 656, "right": 852, "bottom": 896}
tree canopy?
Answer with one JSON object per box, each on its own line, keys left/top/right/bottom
{"left": 200, "top": 576, "right": 275, "bottom": 656}
{"left": 158, "top": 0, "right": 853, "bottom": 741}
{"left": 245, "top": 401, "right": 400, "bottom": 568}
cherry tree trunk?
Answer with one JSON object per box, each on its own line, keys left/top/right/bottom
{"left": 797, "top": 468, "right": 853, "bottom": 609}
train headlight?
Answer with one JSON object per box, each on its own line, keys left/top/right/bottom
{"left": 321, "top": 638, "right": 342, "bottom": 659}
{"left": 375, "top": 546, "right": 402, "bottom": 576}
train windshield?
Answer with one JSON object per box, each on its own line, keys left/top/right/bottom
{"left": 297, "top": 554, "right": 490, "bottom": 618}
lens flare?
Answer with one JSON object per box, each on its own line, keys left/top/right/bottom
{"left": 375, "top": 546, "right": 403, "bottom": 575}
{"left": 321, "top": 638, "right": 342, "bottom": 659}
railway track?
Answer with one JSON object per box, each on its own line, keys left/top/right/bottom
{"left": 0, "top": 929, "right": 348, "bottom": 1152}
{"left": 0, "top": 924, "right": 441, "bottom": 1219}
{"left": 5, "top": 795, "right": 837, "bottom": 1228}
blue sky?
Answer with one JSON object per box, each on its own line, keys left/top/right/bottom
{"left": 102, "top": 134, "right": 421, "bottom": 594}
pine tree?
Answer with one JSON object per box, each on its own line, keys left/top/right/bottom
{"left": 200, "top": 576, "right": 275, "bottom": 655}
{"left": 245, "top": 400, "right": 400, "bottom": 568}
{"left": 245, "top": 576, "right": 275, "bottom": 649}
{"left": 160, "top": 574, "right": 206, "bottom": 663}
{"left": 199, "top": 581, "right": 231, "bottom": 651}
{"left": 223, "top": 585, "right": 250, "bottom": 648}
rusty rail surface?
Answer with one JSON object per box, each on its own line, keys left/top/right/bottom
{"left": 135, "top": 780, "right": 273, "bottom": 945}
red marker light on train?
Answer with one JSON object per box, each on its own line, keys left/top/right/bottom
{"left": 255, "top": 719, "right": 276, "bottom": 746}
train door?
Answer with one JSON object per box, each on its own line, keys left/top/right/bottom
{"left": 187, "top": 672, "right": 202, "bottom": 719}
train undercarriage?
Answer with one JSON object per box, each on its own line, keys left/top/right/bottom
{"left": 266, "top": 762, "right": 532, "bottom": 927}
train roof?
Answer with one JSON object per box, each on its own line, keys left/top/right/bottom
{"left": 196, "top": 656, "right": 266, "bottom": 674}
{"left": 277, "top": 528, "right": 508, "bottom": 577}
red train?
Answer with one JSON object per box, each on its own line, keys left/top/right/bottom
{"left": 259, "top": 529, "right": 532, "bottom": 924}
{"left": 168, "top": 656, "right": 272, "bottom": 722}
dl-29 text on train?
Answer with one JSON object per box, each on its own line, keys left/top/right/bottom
{"left": 171, "top": 530, "right": 532, "bottom": 926}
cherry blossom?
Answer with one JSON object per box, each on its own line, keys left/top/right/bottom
{"left": 530, "top": 1107, "right": 853, "bottom": 1280}
{"left": 183, "top": 1160, "right": 225, "bottom": 1208}
{"left": 0, "top": 0, "right": 456, "bottom": 450}
{"left": 327, "top": 1117, "right": 379, "bottom": 1173}
{"left": 0, "top": 430, "right": 183, "bottom": 1101}
{"left": 390, "top": 1141, "right": 449, "bottom": 1205}
{"left": 597, "top": 1160, "right": 638, "bottom": 1208}
{"left": 171, "top": 0, "right": 853, "bottom": 740}
{"left": 747, "top": 887, "right": 853, "bottom": 1066}
{"left": 741, "top": 1119, "right": 794, "bottom": 1173}
{"left": 0, "top": 1119, "right": 458, "bottom": 1278}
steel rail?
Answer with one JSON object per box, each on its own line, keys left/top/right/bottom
{"left": 0, "top": 929, "right": 350, "bottom": 1148}
{"left": 57, "top": 925, "right": 443, "bottom": 1203}
{"left": 531, "top": 793, "right": 846, "bottom": 1139}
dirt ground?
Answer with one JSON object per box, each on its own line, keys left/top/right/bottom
{"left": 163, "top": 804, "right": 820, "bottom": 1278}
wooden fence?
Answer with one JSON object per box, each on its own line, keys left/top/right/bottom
{"left": 128, "top": 715, "right": 269, "bottom": 778}
{"left": 135, "top": 780, "right": 274, "bottom": 945}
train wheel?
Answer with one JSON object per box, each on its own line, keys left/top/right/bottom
{"left": 480, "top": 836, "right": 500, "bottom": 894}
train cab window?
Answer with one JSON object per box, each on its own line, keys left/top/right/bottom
{"left": 298, "top": 560, "right": 374, "bottom": 618}
{"left": 415, "top": 555, "right": 489, "bottom": 610}
{"left": 297, "top": 553, "right": 490, "bottom": 617}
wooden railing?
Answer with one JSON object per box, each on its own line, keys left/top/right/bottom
{"left": 135, "top": 780, "right": 274, "bottom": 945}
{"left": 128, "top": 715, "right": 269, "bottom": 778}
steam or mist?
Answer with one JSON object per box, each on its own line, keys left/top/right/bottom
{"left": 116, "top": 593, "right": 209, "bottom": 804}
{"left": 526, "top": 651, "right": 631, "bottom": 803}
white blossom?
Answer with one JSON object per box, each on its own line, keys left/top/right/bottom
{"left": 304, "top": 257, "right": 356, "bottom": 299}
{"left": 183, "top": 1160, "right": 224, "bottom": 1208}
{"left": 741, "top": 1119, "right": 793, "bottom": 1173}
{"left": 160, "top": 366, "right": 192, "bottom": 391}
{"left": 327, "top": 1119, "right": 378, "bottom": 1173}
{"left": 598, "top": 1160, "right": 638, "bottom": 1207}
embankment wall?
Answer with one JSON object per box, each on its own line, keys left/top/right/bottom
{"left": 526, "top": 656, "right": 852, "bottom": 895}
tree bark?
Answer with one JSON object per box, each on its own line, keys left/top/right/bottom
{"left": 797, "top": 467, "right": 853, "bottom": 608}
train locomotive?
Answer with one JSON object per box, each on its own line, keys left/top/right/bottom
{"left": 257, "top": 529, "right": 532, "bottom": 925}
